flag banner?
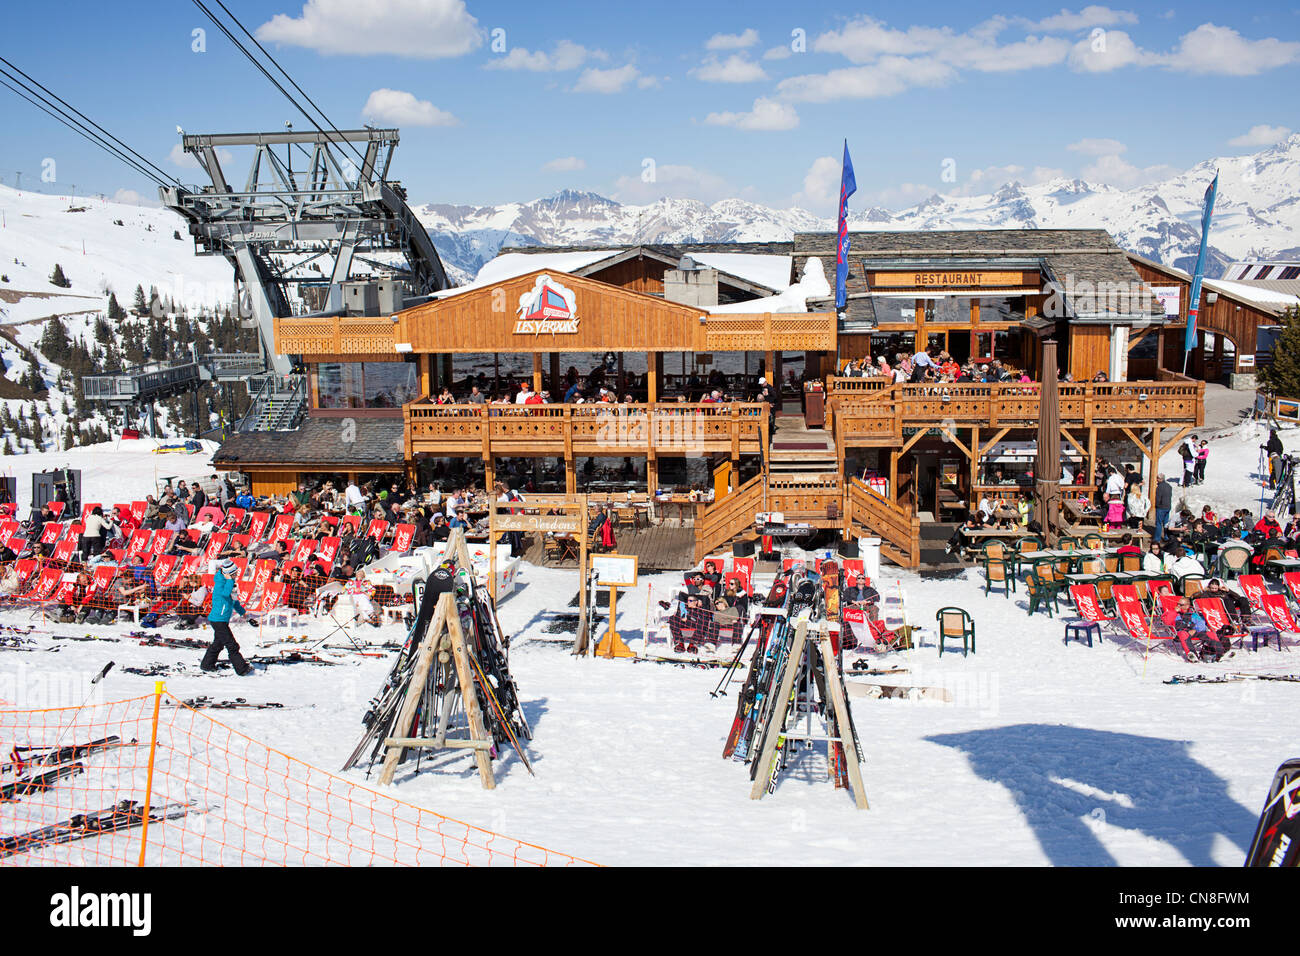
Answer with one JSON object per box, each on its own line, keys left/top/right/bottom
{"left": 1185, "top": 172, "right": 1218, "bottom": 359}
{"left": 835, "top": 140, "right": 856, "bottom": 311}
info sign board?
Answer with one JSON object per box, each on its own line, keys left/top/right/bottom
{"left": 592, "top": 553, "right": 638, "bottom": 588}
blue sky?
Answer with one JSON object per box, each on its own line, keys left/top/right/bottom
{"left": 1, "top": 1, "right": 1297, "bottom": 215}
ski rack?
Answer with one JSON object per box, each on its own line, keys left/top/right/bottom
{"left": 747, "top": 618, "right": 868, "bottom": 810}
{"left": 376, "top": 530, "right": 498, "bottom": 789}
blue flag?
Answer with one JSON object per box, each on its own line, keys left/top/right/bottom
{"left": 1185, "top": 172, "right": 1218, "bottom": 363}
{"left": 835, "top": 141, "right": 856, "bottom": 311}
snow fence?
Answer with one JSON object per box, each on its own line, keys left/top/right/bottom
{"left": 0, "top": 688, "right": 595, "bottom": 866}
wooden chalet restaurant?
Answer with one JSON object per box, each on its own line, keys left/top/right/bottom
{"left": 214, "top": 228, "right": 1206, "bottom": 568}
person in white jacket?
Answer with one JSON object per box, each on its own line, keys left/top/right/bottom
{"left": 1125, "top": 489, "right": 1150, "bottom": 530}
{"left": 1167, "top": 546, "right": 1205, "bottom": 579}
{"left": 1143, "top": 541, "right": 1172, "bottom": 574}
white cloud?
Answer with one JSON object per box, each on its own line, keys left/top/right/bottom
{"left": 797, "top": 156, "right": 841, "bottom": 209}
{"left": 810, "top": 15, "right": 1067, "bottom": 73}
{"left": 1067, "top": 29, "right": 1151, "bottom": 70}
{"left": 111, "top": 188, "right": 160, "bottom": 207}
{"left": 484, "top": 40, "right": 600, "bottom": 72}
{"left": 1228, "top": 124, "right": 1292, "bottom": 147}
{"left": 951, "top": 163, "right": 1066, "bottom": 196}
{"left": 1067, "top": 137, "right": 1128, "bottom": 156}
{"left": 1022, "top": 6, "right": 1139, "bottom": 32}
{"left": 611, "top": 164, "right": 733, "bottom": 203}
{"left": 776, "top": 56, "right": 957, "bottom": 102}
{"left": 703, "top": 97, "right": 798, "bottom": 131}
{"left": 167, "top": 143, "right": 233, "bottom": 169}
{"left": 1159, "top": 23, "right": 1300, "bottom": 75}
{"left": 693, "top": 54, "right": 767, "bottom": 83}
{"left": 636, "top": 75, "right": 662, "bottom": 89}
{"left": 1080, "top": 153, "right": 1178, "bottom": 187}
{"left": 256, "top": 0, "right": 482, "bottom": 58}
{"left": 542, "top": 156, "right": 586, "bottom": 172}
{"left": 706, "top": 29, "right": 759, "bottom": 50}
{"left": 361, "top": 89, "right": 458, "bottom": 127}
{"left": 763, "top": 45, "right": 792, "bottom": 60}
{"left": 572, "top": 64, "right": 642, "bottom": 93}
{"left": 1070, "top": 22, "right": 1300, "bottom": 74}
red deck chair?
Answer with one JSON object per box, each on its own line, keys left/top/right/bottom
{"left": 203, "top": 533, "right": 230, "bottom": 562}
{"left": 25, "top": 567, "right": 63, "bottom": 605}
{"left": 290, "top": 538, "right": 317, "bottom": 564}
{"left": 0, "top": 520, "right": 19, "bottom": 548}
{"left": 337, "top": 514, "right": 360, "bottom": 535}
{"left": 235, "top": 577, "right": 256, "bottom": 608}
{"left": 318, "top": 536, "right": 342, "bottom": 568}
{"left": 232, "top": 533, "right": 251, "bottom": 550}
{"left": 90, "top": 564, "right": 119, "bottom": 591}
{"left": 1193, "top": 597, "right": 1248, "bottom": 643}
{"left": 723, "top": 571, "right": 750, "bottom": 596}
{"left": 81, "top": 503, "right": 101, "bottom": 522}
{"left": 1069, "top": 583, "right": 1117, "bottom": 624}
{"left": 194, "top": 505, "right": 224, "bottom": 526}
{"left": 7, "top": 538, "right": 28, "bottom": 558}
{"left": 130, "top": 501, "right": 147, "bottom": 523}
{"left": 46, "top": 501, "right": 65, "bottom": 518}
{"left": 247, "top": 580, "right": 285, "bottom": 616}
{"left": 149, "top": 532, "right": 176, "bottom": 558}
{"left": 1114, "top": 592, "right": 1176, "bottom": 649}
{"left": 733, "top": 556, "right": 756, "bottom": 590}
{"left": 152, "top": 554, "right": 181, "bottom": 585}
{"left": 176, "top": 554, "right": 202, "bottom": 579}
{"left": 246, "top": 512, "right": 271, "bottom": 541}
{"left": 50, "top": 576, "right": 77, "bottom": 607}
{"left": 105, "top": 547, "right": 125, "bottom": 564}
{"left": 365, "top": 519, "right": 389, "bottom": 544}
{"left": 113, "top": 503, "right": 132, "bottom": 520}
{"left": 1283, "top": 572, "right": 1300, "bottom": 608}
{"left": 125, "top": 530, "right": 152, "bottom": 560}
{"left": 232, "top": 557, "right": 248, "bottom": 580}
{"left": 13, "top": 558, "right": 38, "bottom": 590}
{"left": 1259, "top": 593, "right": 1300, "bottom": 637}
{"left": 220, "top": 507, "right": 245, "bottom": 531}
{"left": 250, "top": 558, "right": 277, "bottom": 600}
{"left": 51, "top": 539, "right": 76, "bottom": 565}
{"left": 390, "top": 524, "right": 416, "bottom": 553}
{"left": 268, "top": 514, "right": 294, "bottom": 544}
{"left": 38, "top": 522, "right": 64, "bottom": 546}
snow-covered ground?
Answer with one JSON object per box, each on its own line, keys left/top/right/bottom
{"left": 2, "top": 428, "right": 1298, "bottom": 866}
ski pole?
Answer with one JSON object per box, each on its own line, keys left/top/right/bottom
{"left": 711, "top": 613, "right": 763, "bottom": 697}
{"left": 48, "top": 661, "right": 114, "bottom": 754}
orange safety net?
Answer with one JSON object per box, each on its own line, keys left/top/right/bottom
{"left": 0, "top": 691, "right": 595, "bottom": 867}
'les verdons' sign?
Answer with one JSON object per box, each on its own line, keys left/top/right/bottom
{"left": 514, "top": 274, "right": 580, "bottom": 335}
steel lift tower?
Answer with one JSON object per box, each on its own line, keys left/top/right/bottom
{"left": 160, "top": 128, "right": 450, "bottom": 377}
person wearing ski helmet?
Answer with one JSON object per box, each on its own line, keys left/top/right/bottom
{"left": 201, "top": 558, "right": 251, "bottom": 675}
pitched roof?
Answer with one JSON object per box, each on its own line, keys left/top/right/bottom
{"left": 212, "top": 417, "right": 405, "bottom": 469}
{"left": 794, "top": 229, "right": 1164, "bottom": 324}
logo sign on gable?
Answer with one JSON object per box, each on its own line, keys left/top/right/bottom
{"left": 515, "top": 274, "right": 579, "bottom": 335}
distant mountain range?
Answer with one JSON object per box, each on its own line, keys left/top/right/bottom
{"left": 413, "top": 134, "right": 1300, "bottom": 284}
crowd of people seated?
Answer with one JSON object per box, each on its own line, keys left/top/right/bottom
{"left": 840, "top": 349, "right": 1033, "bottom": 386}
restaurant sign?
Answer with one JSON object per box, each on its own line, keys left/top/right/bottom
{"left": 873, "top": 270, "right": 1027, "bottom": 289}
{"left": 515, "top": 274, "right": 580, "bottom": 335}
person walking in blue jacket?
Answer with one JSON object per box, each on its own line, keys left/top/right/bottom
{"left": 201, "top": 559, "right": 252, "bottom": 675}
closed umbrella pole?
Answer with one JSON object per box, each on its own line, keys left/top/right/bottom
{"left": 1035, "top": 340, "right": 1061, "bottom": 546}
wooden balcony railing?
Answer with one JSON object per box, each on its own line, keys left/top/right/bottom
{"left": 274, "top": 316, "right": 397, "bottom": 355}
{"left": 404, "top": 401, "right": 770, "bottom": 458}
{"left": 829, "top": 379, "right": 1204, "bottom": 444}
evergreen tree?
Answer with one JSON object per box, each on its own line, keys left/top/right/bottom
{"left": 93, "top": 315, "right": 112, "bottom": 344}
{"left": 132, "top": 284, "right": 147, "bottom": 316}
{"left": 39, "top": 317, "right": 70, "bottom": 365}
{"left": 1261, "top": 307, "right": 1300, "bottom": 398}
{"left": 107, "top": 292, "right": 126, "bottom": 321}
{"left": 49, "top": 263, "right": 69, "bottom": 288}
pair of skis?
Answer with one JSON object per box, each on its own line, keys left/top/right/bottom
{"left": 0, "top": 799, "right": 197, "bottom": 859}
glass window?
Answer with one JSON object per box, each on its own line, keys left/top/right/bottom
{"left": 979, "top": 297, "right": 1014, "bottom": 322}
{"left": 871, "top": 297, "right": 917, "bottom": 325}
{"left": 363, "top": 362, "right": 418, "bottom": 408}
{"left": 870, "top": 331, "right": 914, "bottom": 360}
{"left": 316, "top": 362, "right": 417, "bottom": 409}
{"left": 317, "top": 362, "right": 364, "bottom": 409}
{"left": 923, "top": 297, "right": 969, "bottom": 324}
